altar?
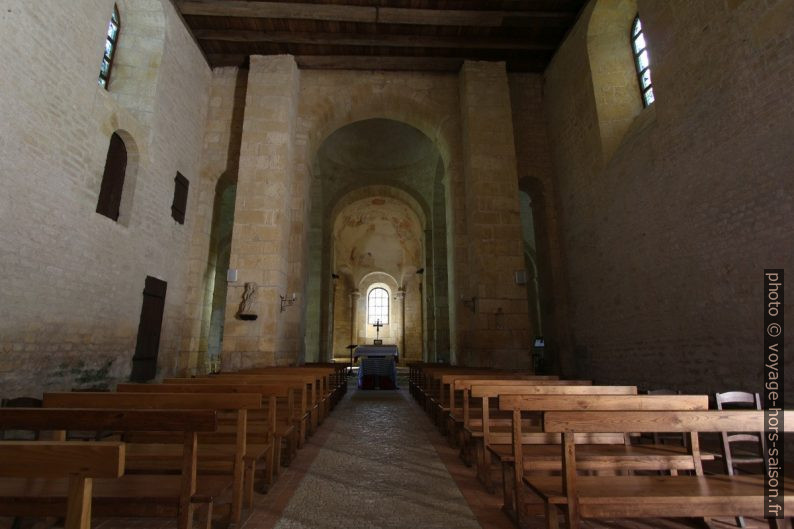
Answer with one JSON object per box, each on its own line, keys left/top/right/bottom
{"left": 355, "top": 345, "right": 398, "bottom": 390}
{"left": 353, "top": 345, "right": 399, "bottom": 360}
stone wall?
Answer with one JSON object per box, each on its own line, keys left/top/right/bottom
{"left": 0, "top": 0, "right": 211, "bottom": 395}
{"left": 545, "top": 0, "right": 793, "bottom": 395}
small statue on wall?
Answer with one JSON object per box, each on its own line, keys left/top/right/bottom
{"left": 237, "top": 282, "right": 258, "bottom": 321}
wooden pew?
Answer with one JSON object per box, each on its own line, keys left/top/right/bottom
{"left": 177, "top": 373, "right": 322, "bottom": 432}
{"left": 467, "top": 384, "right": 638, "bottom": 492}
{"left": 497, "top": 394, "right": 711, "bottom": 525}
{"left": 118, "top": 382, "right": 297, "bottom": 486}
{"left": 449, "top": 377, "right": 590, "bottom": 450}
{"left": 42, "top": 392, "right": 259, "bottom": 527}
{"left": 0, "top": 408, "right": 217, "bottom": 529}
{"left": 234, "top": 368, "right": 337, "bottom": 419}
{"left": 234, "top": 371, "right": 330, "bottom": 427}
{"left": 165, "top": 376, "right": 312, "bottom": 446}
{"left": 0, "top": 441, "right": 125, "bottom": 529}
{"left": 525, "top": 410, "right": 794, "bottom": 529}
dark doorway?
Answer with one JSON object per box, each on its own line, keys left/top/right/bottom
{"left": 130, "top": 276, "right": 167, "bottom": 382}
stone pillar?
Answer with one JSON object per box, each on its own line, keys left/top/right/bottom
{"left": 395, "top": 289, "right": 406, "bottom": 358}
{"left": 221, "top": 55, "right": 300, "bottom": 370}
{"left": 350, "top": 289, "right": 360, "bottom": 345}
{"left": 458, "top": 60, "right": 531, "bottom": 369}
{"left": 327, "top": 276, "right": 338, "bottom": 361}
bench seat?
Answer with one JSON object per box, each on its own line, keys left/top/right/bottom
{"left": 524, "top": 474, "right": 794, "bottom": 516}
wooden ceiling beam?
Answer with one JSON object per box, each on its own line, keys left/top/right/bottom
{"left": 296, "top": 55, "right": 465, "bottom": 71}
{"left": 178, "top": 1, "right": 574, "bottom": 27}
{"left": 205, "top": 54, "right": 545, "bottom": 72}
{"left": 193, "top": 29, "right": 556, "bottom": 51}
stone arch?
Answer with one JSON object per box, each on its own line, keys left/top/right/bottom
{"left": 301, "top": 89, "right": 458, "bottom": 171}
{"left": 586, "top": 0, "right": 643, "bottom": 162}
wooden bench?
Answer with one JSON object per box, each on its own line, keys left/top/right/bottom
{"left": 0, "top": 408, "right": 217, "bottom": 529}
{"left": 450, "top": 378, "right": 591, "bottom": 450}
{"left": 467, "top": 384, "right": 638, "bottom": 492}
{"left": 43, "top": 392, "right": 260, "bottom": 527}
{"left": 497, "top": 394, "right": 711, "bottom": 525}
{"left": 173, "top": 373, "right": 322, "bottom": 433}
{"left": 165, "top": 375, "right": 313, "bottom": 446}
{"left": 524, "top": 410, "right": 793, "bottom": 529}
{"left": 235, "top": 368, "right": 337, "bottom": 417}
{"left": 118, "top": 382, "right": 298, "bottom": 486}
{"left": 0, "top": 441, "right": 125, "bottom": 529}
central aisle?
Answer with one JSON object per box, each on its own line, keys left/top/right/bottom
{"left": 262, "top": 388, "right": 482, "bottom": 529}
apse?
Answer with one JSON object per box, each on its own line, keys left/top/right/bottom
{"left": 306, "top": 118, "right": 448, "bottom": 364}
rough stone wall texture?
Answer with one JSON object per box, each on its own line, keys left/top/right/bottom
{"left": 509, "top": 73, "right": 571, "bottom": 373}
{"left": 180, "top": 67, "right": 247, "bottom": 375}
{"left": 222, "top": 55, "right": 301, "bottom": 370}
{"left": 459, "top": 61, "right": 531, "bottom": 369}
{"left": 0, "top": 0, "right": 211, "bottom": 395}
{"left": 545, "top": 0, "right": 793, "bottom": 397}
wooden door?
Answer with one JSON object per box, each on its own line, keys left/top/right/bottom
{"left": 131, "top": 276, "right": 167, "bottom": 382}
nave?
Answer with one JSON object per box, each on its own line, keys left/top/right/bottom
{"left": 1, "top": 371, "right": 786, "bottom": 529}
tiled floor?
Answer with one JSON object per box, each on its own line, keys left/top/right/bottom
{"left": 11, "top": 385, "right": 776, "bottom": 529}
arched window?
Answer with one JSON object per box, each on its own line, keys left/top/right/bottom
{"left": 631, "top": 15, "right": 655, "bottom": 107}
{"left": 367, "top": 287, "right": 389, "bottom": 325}
{"left": 96, "top": 132, "right": 127, "bottom": 221}
{"left": 98, "top": 4, "right": 120, "bottom": 89}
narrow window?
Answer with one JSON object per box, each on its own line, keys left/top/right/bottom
{"left": 96, "top": 132, "right": 127, "bottom": 221}
{"left": 631, "top": 15, "right": 655, "bottom": 107}
{"left": 98, "top": 4, "right": 120, "bottom": 89}
{"left": 171, "top": 172, "right": 189, "bottom": 224}
{"left": 367, "top": 288, "right": 389, "bottom": 325}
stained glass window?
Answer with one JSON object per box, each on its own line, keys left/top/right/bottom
{"left": 367, "top": 288, "right": 389, "bottom": 325}
{"left": 631, "top": 16, "right": 655, "bottom": 107}
{"left": 98, "top": 5, "right": 120, "bottom": 89}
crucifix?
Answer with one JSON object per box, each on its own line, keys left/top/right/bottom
{"left": 372, "top": 319, "right": 384, "bottom": 343}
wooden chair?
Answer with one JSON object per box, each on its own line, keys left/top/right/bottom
{"left": 643, "top": 389, "right": 689, "bottom": 449}
{"left": 716, "top": 391, "right": 767, "bottom": 528}
{"left": 0, "top": 441, "right": 125, "bottom": 529}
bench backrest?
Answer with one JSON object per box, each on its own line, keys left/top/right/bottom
{"left": 166, "top": 375, "right": 317, "bottom": 407}
{"left": 499, "top": 394, "right": 709, "bottom": 412}
{"left": 0, "top": 408, "right": 217, "bottom": 433}
{"left": 43, "top": 392, "right": 262, "bottom": 410}
{"left": 0, "top": 440, "right": 126, "bottom": 529}
{"left": 471, "top": 385, "right": 637, "bottom": 398}
{"left": 0, "top": 440, "right": 125, "bottom": 478}
{"left": 116, "top": 383, "right": 287, "bottom": 438}
{"left": 543, "top": 410, "right": 792, "bottom": 433}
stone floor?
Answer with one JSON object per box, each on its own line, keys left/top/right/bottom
{"left": 5, "top": 384, "right": 774, "bottom": 529}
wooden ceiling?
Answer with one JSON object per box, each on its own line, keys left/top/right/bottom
{"left": 174, "top": 0, "right": 587, "bottom": 72}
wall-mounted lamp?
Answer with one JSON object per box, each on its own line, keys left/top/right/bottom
{"left": 280, "top": 293, "right": 297, "bottom": 312}
{"left": 461, "top": 295, "right": 477, "bottom": 313}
